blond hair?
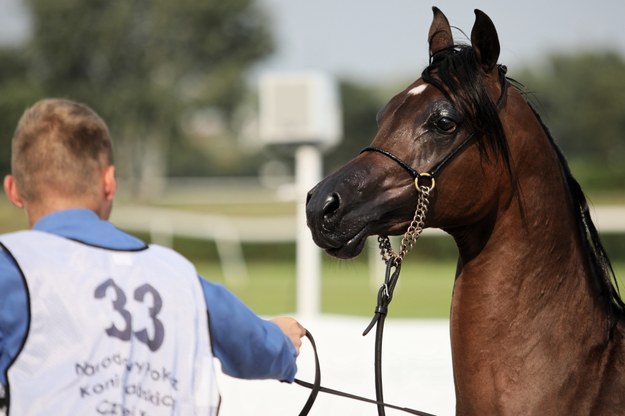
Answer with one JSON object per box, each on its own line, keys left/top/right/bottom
{"left": 10, "top": 98, "right": 113, "bottom": 204}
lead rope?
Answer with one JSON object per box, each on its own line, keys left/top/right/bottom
{"left": 295, "top": 331, "right": 436, "bottom": 416}
{"left": 362, "top": 181, "right": 433, "bottom": 416}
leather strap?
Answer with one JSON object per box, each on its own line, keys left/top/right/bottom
{"left": 294, "top": 330, "right": 436, "bottom": 416}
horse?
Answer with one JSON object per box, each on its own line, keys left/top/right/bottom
{"left": 305, "top": 7, "right": 625, "bottom": 415}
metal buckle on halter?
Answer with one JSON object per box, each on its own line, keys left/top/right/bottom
{"left": 414, "top": 172, "right": 435, "bottom": 191}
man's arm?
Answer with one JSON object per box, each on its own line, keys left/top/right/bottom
{"left": 198, "top": 278, "right": 304, "bottom": 382}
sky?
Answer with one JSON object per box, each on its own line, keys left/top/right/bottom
{"left": 253, "top": 0, "right": 625, "bottom": 83}
{"left": 1, "top": 0, "right": 624, "bottom": 85}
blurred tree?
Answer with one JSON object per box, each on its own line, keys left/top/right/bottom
{"left": 0, "top": 49, "right": 44, "bottom": 172}
{"left": 2, "top": 0, "right": 274, "bottom": 196}
{"left": 323, "top": 80, "right": 384, "bottom": 174}
{"left": 514, "top": 52, "right": 625, "bottom": 190}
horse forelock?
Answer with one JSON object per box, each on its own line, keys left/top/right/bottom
{"left": 421, "top": 45, "right": 512, "bottom": 173}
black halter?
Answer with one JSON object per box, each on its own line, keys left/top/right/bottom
{"left": 360, "top": 131, "right": 476, "bottom": 186}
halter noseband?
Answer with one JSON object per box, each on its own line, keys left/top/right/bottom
{"left": 360, "top": 131, "right": 476, "bottom": 190}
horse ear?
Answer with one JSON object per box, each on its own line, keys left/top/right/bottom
{"left": 470, "top": 9, "right": 500, "bottom": 73}
{"left": 428, "top": 7, "right": 453, "bottom": 57}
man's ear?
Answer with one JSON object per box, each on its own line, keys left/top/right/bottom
{"left": 102, "top": 165, "right": 117, "bottom": 202}
{"left": 4, "top": 175, "right": 24, "bottom": 208}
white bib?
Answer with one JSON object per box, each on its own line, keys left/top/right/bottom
{"left": 1, "top": 230, "right": 219, "bottom": 416}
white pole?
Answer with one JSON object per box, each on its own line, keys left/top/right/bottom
{"left": 295, "top": 145, "right": 322, "bottom": 318}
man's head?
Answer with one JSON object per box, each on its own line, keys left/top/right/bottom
{"left": 4, "top": 98, "right": 117, "bottom": 225}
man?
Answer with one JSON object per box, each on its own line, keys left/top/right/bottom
{"left": 0, "top": 98, "right": 306, "bottom": 415}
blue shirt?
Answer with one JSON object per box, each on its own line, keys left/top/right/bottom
{"left": 0, "top": 208, "right": 298, "bottom": 389}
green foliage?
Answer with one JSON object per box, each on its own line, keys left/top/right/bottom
{"left": 323, "top": 80, "right": 384, "bottom": 174}
{"left": 25, "top": 0, "right": 273, "bottom": 109}
{"left": 513, "top": 51, "right": 625, "bottom": 190}
{"left": 0, "top": 49, "right": 44, "bottom": 173}
{"left": 1, "top": 0, "right": 274, "bottom": 183}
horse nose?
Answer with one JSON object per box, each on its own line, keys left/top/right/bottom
{"left": 322, "top": 192, "right": 341, "bottom": 217}
{"left": 306, "top": 188, "right": 341, "bottom": 221}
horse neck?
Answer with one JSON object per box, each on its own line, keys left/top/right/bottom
{"left": 450, "top": 160, "right": 602, "bottom": 324}
{"left": 452, "top": 113, "right": 587, "bottom": 284}
{"left": 450, "top": 133, "right": 604, "bottom": 335}
{"left": 447, "top": 95, "right": 619, "bottom": 413}
{"left": 452, "top": 92, "right": 601, "bottom": 314}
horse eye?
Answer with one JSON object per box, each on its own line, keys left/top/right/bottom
{"left": 435, "top": 116, "right": 457, "bottom": 133}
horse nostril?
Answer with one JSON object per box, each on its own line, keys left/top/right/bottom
{"left": 322, "top": 193, "right": 341, "bottom": 217}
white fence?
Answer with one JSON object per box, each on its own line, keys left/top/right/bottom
{"left": 111, "top": 205, "right": 295, "bottom": 281}
{"left": 111, "top": 200, "right": 625, "bottom": 283}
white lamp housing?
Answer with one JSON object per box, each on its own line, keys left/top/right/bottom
{"left": 259, "top": 71, "right": 342, "bottom": 148}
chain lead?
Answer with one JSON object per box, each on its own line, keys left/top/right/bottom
{"left": 377, "top": 184, "right": 432, "bottom": 265}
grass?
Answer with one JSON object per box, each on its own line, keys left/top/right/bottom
{"left": 196, "top": 257, "right": 456, "bottom": 317}
{"left": 197, "top": 257, "right": 625, "bottom": 318}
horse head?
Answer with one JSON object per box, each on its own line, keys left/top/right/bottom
{"left": 306, "top": 7, "right": 514, "bottom": 260}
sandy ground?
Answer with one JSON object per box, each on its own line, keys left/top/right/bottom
{"left": 216, "top": 315, "right": 455, "bottom": 415}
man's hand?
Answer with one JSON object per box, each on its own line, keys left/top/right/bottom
{"left": 272, "top": 317, "right": 307, "bottom": 355}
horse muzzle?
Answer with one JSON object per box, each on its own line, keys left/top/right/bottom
{"left": 305, "top": 176, "right": 372, "bottom": 259}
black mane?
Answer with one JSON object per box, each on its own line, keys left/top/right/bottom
{"left": 421, "top": 45, "right": 513, "bottom": 178}
{"left": 531, "top": 107, "right": 625, "bottom": 323}
{"left": 422, "top": 44, "right": 625, "bottom": 324}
